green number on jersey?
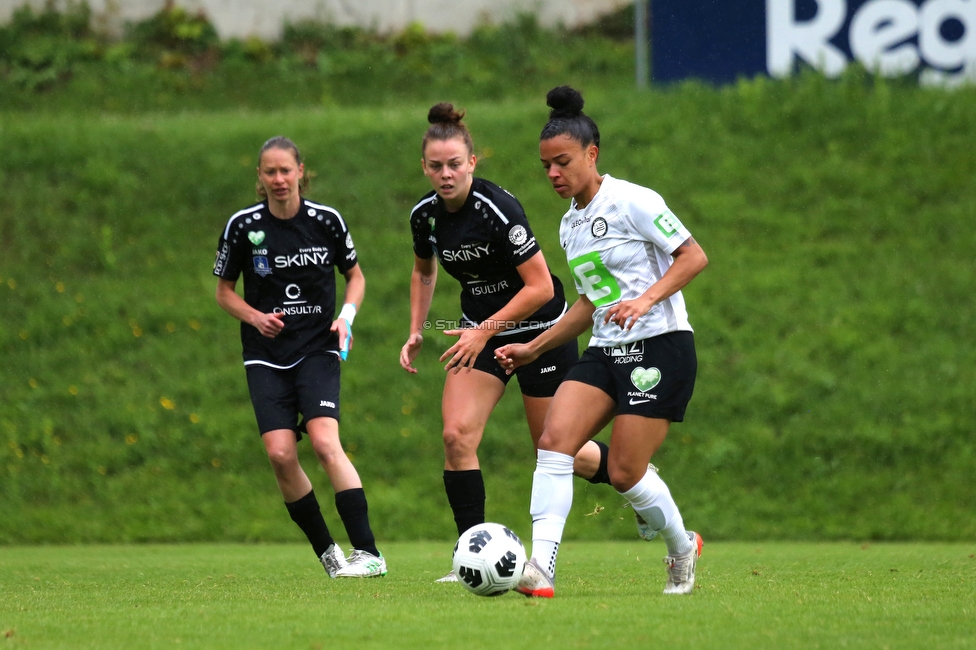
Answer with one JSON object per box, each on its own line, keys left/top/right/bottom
{"left": 569, "top": 251, "right": 622, "bottom": 308}
{"left": 654, "top": 211, "right": 683, "bottom": 237}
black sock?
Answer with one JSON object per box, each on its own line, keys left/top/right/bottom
{"left": 586, "top": 440, "right": 611, "bottom": 485}
{"left": 285, "top": 490, "right": 334, "bottom": 558}
{"left": 335, "top": 488, "right": 379, "bottom": 557}
{"left": 444, "top": 469, "right": 486, "bottom": 537}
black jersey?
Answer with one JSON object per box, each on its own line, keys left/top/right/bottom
{"left": 410, "top": 178, "right": 567, "bottom": 334}
{"left": 214, "top": 198, "right": 358, "bottom": 368}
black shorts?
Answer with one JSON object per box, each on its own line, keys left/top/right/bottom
{"left": 245, "top": 353, "right": 341, "bottom": 437}
{"left": 564, "top": 331, "right": 697, "bottom": 421}
{"left": 474, "top": 328, "right": 579, "bottom": 398}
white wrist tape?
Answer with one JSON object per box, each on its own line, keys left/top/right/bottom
{"left": 338, "top": 303, "right": 357, "bottom": 325}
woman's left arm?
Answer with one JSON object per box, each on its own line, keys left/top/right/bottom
{"left": 331, "top": 263, "right": 366, "bottom": 354}
{"left": 484, "top": 251, "right": 554, "bottom": 332}
{"left": 441, "top": 251, "right": 554, "bottom": 371}
{"left": 340, "top": 262, "right": 366, "bottom": 309}
{"left": 604, "top": 237, "right": 708, "bottom": 330}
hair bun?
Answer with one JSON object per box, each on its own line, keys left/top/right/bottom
{"left": 428, "top": 103, "right": 465, "bottom": 125}
{"left": 546, "top": 86, "right": 584, "bottom": 117}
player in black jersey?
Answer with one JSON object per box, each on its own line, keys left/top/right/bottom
{"left": 399, "top": 104, "right": 614, "bottom": 583}
{"left": 214, "top": 136, "right": 386, "bottom": 578}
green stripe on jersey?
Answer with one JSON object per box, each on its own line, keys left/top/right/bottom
{"left": 569, "top": 251, "right": 622, "bottom": 308}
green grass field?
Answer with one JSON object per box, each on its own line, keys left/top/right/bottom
{"left": 2, "top": 541, "right": 974, "bottom": 649}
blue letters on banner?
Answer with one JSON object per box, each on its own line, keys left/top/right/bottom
{"left": 651, "top": 0, "right": 975, "bottom": 86}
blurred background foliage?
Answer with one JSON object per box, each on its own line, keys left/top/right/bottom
{"left": 0, "top": 1, "right": 634, "bottom": 110}
{"left": 1, "top": 2, "right": 974, "bottom": 545}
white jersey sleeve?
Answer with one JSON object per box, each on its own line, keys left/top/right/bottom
{"left": 620, "top": 186, "right": 692, "bottom": 255}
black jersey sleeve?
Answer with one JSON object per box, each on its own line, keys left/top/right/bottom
{"left": 328, "top": 208, "right": 359, "bottom": 274}
{"left": 213, "top": 208, "right": 257, "bottom": 281}
{"left": 409, "top": 193, "right": 437, "bottom": 260}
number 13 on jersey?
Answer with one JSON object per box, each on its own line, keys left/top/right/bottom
{"left": 569, "top": 251, "right": 622, "bottom": 308}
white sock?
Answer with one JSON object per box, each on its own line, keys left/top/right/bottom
{"left": 620, "top": 467, "right": 693, "bottom": 555}
{"left": 532, "top": 540, "right": 559, "bottom": 579}
{"left": 529, "top": 449, "right": 575, "bottom": 578}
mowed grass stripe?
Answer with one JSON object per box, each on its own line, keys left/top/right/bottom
{"left": 2, "top": 542, "right": 974, "bottom": 649}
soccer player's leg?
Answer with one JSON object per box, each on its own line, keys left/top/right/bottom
{"left": 437, "top": 368, "right": 506, "bottom": 581}
{"left": 635, "top": 462, "right": 661, "bottom": 540}
{"left": 305, "top": 416, "right": 385, "bottom": 577}
{"left": 517, "top": 336, "right": 614, "bottom": 486}
{"left": 521, "top": 397, "right": 612, "bottom": 486}
{"left": 441, "top": 369, "right": 506, "bottom": 534}
{"left": 608, "top": 416, "right": 700, "bottom": 594}
{"left": 293, "top": 355, "right": 385, "bottom": 576}
{"left": 248, "top": 363, "right": 345, "bottom": 576}
{"left": 518, "top": 379, "right": 615, "bottom": 597}
{"left": 261, "top": 428, "right": 343, "bottom": 574}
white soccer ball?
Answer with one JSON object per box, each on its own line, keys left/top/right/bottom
{"left": 452, "top": 522, "right": 527, "bottom": 597}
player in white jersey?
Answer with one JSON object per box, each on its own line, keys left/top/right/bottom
{"left": 400, "top": 104, "right": 614, "bottom": 583}
{"left": 495, "top": 87, "right": 709, "bottom": 597}
{"left": 214, "top": 137, "right": 386, "bottom": 578}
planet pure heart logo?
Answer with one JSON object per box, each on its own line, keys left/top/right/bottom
{"left": 630, "top": 367, "right": 661, "bottom": 393}
{"left": 248, "top": 231, "right": 265, "bottom": 246}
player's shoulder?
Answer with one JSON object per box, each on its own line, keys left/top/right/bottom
{"left": 302, "top": 197, "right": 341, "bottom": 218}
{"left": 603, "top": 175, "right": 668, "bottom": 216}
{"left": 605, "top": 174, "right": 665, "bottom": 204}
{"left": 410, "top": 190, "right": 439, "bottom": 219}
{"left": 221, "top": 201, "right": 266, "bottom": 239}
{"left": 302, "top": 197, "right": 349, "bottom": 231}
{"left": 470, "top": 178, "right": 525, "bottom": 222}
{"left": 226, "top": 201, "right": 265, "bottom": 223}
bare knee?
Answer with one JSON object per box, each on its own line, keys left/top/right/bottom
{"left": 443, "top": 427, "right": 464, "bottom": 452}
{"left": 442, "top": 423, "right": 482, "bottom": 468}
{"left": 266, "top": 445, "right": 300, "bottom": 477}
{"left": 311, "top": 437, "right": 348, "bottom": 471}
{"left": 536, "top": 424, "right": 584, "bottom": 456}
{"left": 608, "top": 464, "right": 644, "bottom": 493}
{"left": 536, "top": 429, "right": 560, "bottom": 452}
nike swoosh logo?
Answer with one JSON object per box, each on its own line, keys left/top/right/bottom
{"left": 629, "top": 399, "right": 651, "bottom": 405}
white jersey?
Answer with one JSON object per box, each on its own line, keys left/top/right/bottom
{"left": 559, "top": 174, "right": 693, "bottom": 347}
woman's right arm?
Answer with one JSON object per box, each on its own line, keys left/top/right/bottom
{"left": 400, "top": 255, "right": 437, "bottom": 373}
{"left": 494, "top": 293, "right": 596, "bottom": 373}
{"left": 215, "top": 278, "right": 285, "bottom": 338}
